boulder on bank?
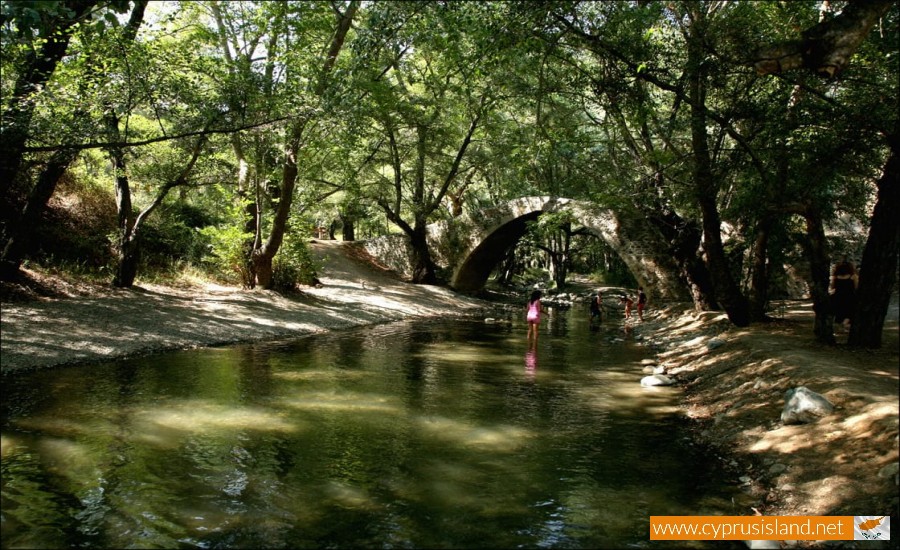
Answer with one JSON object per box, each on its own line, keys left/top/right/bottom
{"left": 780, "top": 386, "right": 834, "bottom": 425}
{"left": 641, "top": 374, "right": 674, "bottom": 387}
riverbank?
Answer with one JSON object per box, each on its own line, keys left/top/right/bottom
{"left": 2, "top": 242, "right": 898, "bottom": 540}
{"left": 636, "top": 300, "right": 899, "bottom": 534}
{"left": 0, "top": 240, "right": 491, "bottom": 372}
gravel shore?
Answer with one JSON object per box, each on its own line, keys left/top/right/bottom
{"left": 1, "top": 241, "right": 491, "bottom": 372}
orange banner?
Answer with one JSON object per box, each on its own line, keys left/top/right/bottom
{"left": 650, "top": 516, "right": 855, "bottom": 541}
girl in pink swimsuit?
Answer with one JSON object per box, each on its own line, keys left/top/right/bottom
{"left": 526, "top": 290, "right": 543, "bottom": 344}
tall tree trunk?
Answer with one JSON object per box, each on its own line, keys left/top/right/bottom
{"left": 105, "top": 0, "right": 149, "bottom": 288}
{"left": 687, "top": 22, "right": 750, "bottom": 327}
{"left": 252, "top": 1, "right": 359, "bottom": 289}
{"left": 748, "top": 217, "right": 773, "bottom": 322}
{"left": 110, "top": 132, "right": 137, "bottom": 287}
{"left": 848, "top": 129, "right": 900, "bottom": 348}
{"left": 802, "top": 207, "right": 836, "bottom": 345}
{"left": 408, "top": 223, "right": 437, "bottom": 284}
{"left": 211, "top": 1, "right": 260, "bottom": 288}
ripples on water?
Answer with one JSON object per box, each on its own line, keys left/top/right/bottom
{"left": 1, "top": 310, "right": 746, "bottom": 548}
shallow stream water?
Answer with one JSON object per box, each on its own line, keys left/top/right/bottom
{"left": 1, "top": 308, "right": 746, "bottom": 548}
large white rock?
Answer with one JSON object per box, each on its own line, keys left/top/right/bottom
{"left": 641, "top": 374, "right": 674, "bottom": 387}
{"left": 780, "top": 386, "right": 834, "bottom": 425}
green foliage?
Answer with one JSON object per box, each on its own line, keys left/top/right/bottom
{"left": 515, "top": 266, "right": 552, "bottom": 289}
{"left": 271, "top": 220, "right": 320, "bottom": 292}
{"left": 199, "top": 198, "right": 253, "bottom": 285}
{"left": 2, "top": 0, "right": 897, "bottom": 298}
{"left": 139, "top": 202, "right": 217, "bottom": 269}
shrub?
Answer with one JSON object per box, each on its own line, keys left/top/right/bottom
{"left": 271, "top": 221, "right": 320, "bottom": 292}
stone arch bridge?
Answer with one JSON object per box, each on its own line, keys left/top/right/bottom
{"left": 362, "top": 196, "right": 690, "bottom": 300}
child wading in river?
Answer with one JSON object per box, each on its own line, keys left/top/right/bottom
{"left": 637, "top": 287, "right": 647, "bottom": 321}
{"left": 525, "top": 290, "right": 543, "bottom": 345}
{"left": 620, "top": 294, "right": 634, "bottom": 319}
{"left": 589, "top": 290, "right": 603, "bottom": 325}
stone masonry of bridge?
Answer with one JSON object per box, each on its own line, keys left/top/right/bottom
{"left": 362, "top": 196, "right": 691, "bottom": 301}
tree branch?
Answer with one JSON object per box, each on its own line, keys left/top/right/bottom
{"left": 23, "top": 114, "right": 299, "bottom": 153}
{"left": 751, "top": 0, "right": 892, "bottom": 78}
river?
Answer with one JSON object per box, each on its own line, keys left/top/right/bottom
{"left": 1, "top": 307, "right": 746, "bottom": 548}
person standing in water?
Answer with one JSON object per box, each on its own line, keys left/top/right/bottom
{"left": 589, "top": 290, "right": 603, "bottom": 325}
{"left": 526, "top": 290, "right": 543, "bottom": 344}
{"left": 636, "top": 287, "right": 647, "bottom": 321}
{"left": 620, "top": 294, "right": 633, "bottom": 320}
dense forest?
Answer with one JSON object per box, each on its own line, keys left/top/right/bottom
{"left": 1, "top": 0, "right": 897, "bottom": 347}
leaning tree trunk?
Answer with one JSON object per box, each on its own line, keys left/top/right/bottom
{"left": 0, "top": 1, "right": 101, "bottom": 279}
{"left": 0, "top": 0, "right": 98, "bottom": 191}
{"left": 652, "top": 213, "right": 719, "bottom": 310}
{"left": 849, "top": 130, "right": 900, "bottom": 348}
{"left": 802, "top": 207, "right": 836, "bottom": 345}
{"left": 0, "top": 149, "right": 77, "bottom": 277}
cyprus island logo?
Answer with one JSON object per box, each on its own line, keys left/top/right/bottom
{"left": 854, "top": 516, "right": 890, "bottom": 541}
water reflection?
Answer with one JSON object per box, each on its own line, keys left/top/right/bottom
{"left": 1, "top": 311, "right": 745, "bottom": 548}
{"left": 525, "top": 347, "right": 538, "bottom": 377}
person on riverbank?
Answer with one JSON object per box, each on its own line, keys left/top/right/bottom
{"left": 637, "top": 287, "right": 647, "bottom": 321}
{"left": 620, "top": 294, "right": 633, "bottom": 320}
{"left": 526, "top": 290, "right": 543, "bottom": 344}
{"left": 589, "top": 290, "right": 603, "bottom": 325}
{"left": 830, "top": 258, "right": 858, "bottom": 331}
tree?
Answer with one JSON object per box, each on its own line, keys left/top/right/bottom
{"left": 752, "top": 0, "right": 893, "bottom": 78}
{"left": 750, "top": 1, "right": 899, "bottom": 346}
{"left": 522, "top": 211, "right": 592, "bottom": 290}
{"left": 248, "top": 1, "right": 359, "bottom": 289}
{"left": 349, "top": 2, "right": 498, "bottom": 284}
{"left": 0, "top": 0, "right": 133, "bottom": 277}
{"left": 550, "top": 1, "right": 755, "bottom": 324}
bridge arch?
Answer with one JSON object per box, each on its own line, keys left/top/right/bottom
{"left": 363, "top": 196, "right": 690, "bottom": 300}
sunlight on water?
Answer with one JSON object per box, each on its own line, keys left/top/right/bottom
{"left": 271, "top": 369, "right": 367, "bottom": 381}
{"left": 279, "top": 391, "right": 404, "bottom": 414}
{"left": 413, "top": 340, "right": 523, "bottom": 365}
{"left": 1, "top": 313, "right": 745, "bottom": 549}
{"left": 414, "top": 415, "right": 534, "bottom": 451}
{"left": 132, "top": 400, "right": 300, "bottom": 435}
